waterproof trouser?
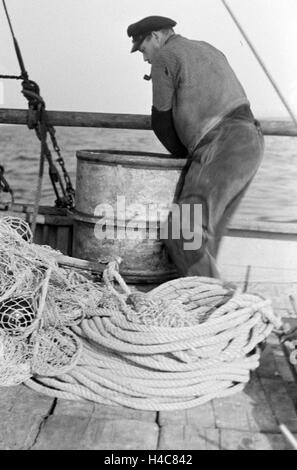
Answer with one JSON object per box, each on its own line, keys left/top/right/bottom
{"left": 163, "top": 105, "right": 265, "bottom": 278}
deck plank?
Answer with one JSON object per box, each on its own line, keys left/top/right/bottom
{"left": 0, "top": 385, "right": 22, "bottom": 413}
{"left": 257, "top": 344, "right": 280, "bottom": 379}
{"left": 56, "top": 226, "right": 72, "bottom": 255}
{"left": 33, "top": 416, "right": 159, "bottom": 450}
{"left": 259, "top": 376, "right": 297, "bottom": 432}
{"left": 281, "top": 338, "right": 297, "bottom": 403}
{"left": 0, "top": 385, "right": 55, "bottom": 450}
{"left": 246, "top": 280, "right": 297, "bottom": 316}
{"left": 219, "top": 261, "right": 297, "bottom": 316}
{"left": 158, "top": 424, "right": 220, "bottom": 450}
{"left": 271, "top": 343, "right": 297, "bottom": 384}
{"left": 158, "top": 402, "right": 215, "bottom": 428}
{"left": 243, "top": 375, "right": 279, "bottom": 432}
{"left": 211, "top": 372, "right": 281, "bottom": 433}
{"left": 54, "top": 399, "right": 157, "bottom": 422}
{"left": 212, "top": 394, "right": 251, "bottom": 432}
{"left": 84, "top": 418, "right": 159, "bottom": 450}
{"left": 32, "top": 415, "right": 92, "bottom": 450}
{"left": 218, "top": 238, "right": 297, "bottom": 271}
{"left": 211, "top": 387, "right": 276, "bottom": 434}
{"left": 220, "top": 430, "right": 295, "bottom": 450}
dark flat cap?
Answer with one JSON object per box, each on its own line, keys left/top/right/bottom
{"left": 127, "top": 16, "right": 177, "bottom": 53}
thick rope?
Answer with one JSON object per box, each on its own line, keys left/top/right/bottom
{"left": 0, "top": 221, "right": 282, "bottom": 410}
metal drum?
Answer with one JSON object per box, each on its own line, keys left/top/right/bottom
{"left": 73, "top": 150, "right": 187, "bottom": 284}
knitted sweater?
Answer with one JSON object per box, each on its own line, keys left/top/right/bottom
{"left": 151, "top": 35, "right": 250, "bottom": 154}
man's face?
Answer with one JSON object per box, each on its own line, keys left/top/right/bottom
{"left": 139, "top": 32, "right": 161, "bottom": 64}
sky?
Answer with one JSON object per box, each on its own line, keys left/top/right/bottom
{"left": 0, "top": 0, "right": 297, "bottom": 119}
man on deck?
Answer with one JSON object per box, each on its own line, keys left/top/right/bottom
{"left": 127, "top": 15, "right": 264, "bottom": 278}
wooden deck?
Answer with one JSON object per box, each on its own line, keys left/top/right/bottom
{"left": 0, "top": 206, "right": 297, "bottom": 450}
{"left": 1, "top": 296, "right": 297, "bottom": 451}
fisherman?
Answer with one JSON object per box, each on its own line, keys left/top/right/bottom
{"left": 127, "top": 15, "right": 264, "bottom": 278}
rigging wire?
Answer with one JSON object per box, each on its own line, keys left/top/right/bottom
{"left": 2, "top": 0, "right": 28, "bottom": 80}
{"left": 1, "top": 0, "right": 75, "bottom": 221}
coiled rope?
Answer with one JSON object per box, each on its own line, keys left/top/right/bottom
{"left": 0, "top": 217, "right": 282, "bottom": 410}
{"left": 26, "top": 261, "right": 282, "bottom": 411}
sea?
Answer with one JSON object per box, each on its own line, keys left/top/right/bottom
{"left": 0, "top": 125, "right": 297, "bottom": 227}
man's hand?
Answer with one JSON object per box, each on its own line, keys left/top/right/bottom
{"left": 151, "top": 106, "right": 188, "bottom": 157}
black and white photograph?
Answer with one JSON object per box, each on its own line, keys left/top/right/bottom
{"left": 0, "top": 0, "right": 297, "bottom": 452}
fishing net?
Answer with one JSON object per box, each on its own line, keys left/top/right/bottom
{"left": 25, "top": 262, "right": 283, "bottom": 411}
{"left": 0, "top": 330, "right": 32, "bottom": 386}
{"left": 0, "top": 253, "right": 17, "bottom": 298}
{"left": 125, "top": 285, "right": 234, "bottom": 327}
{"left": 0, "top": 216, "right": 104, "bottom": 386}
{"left": 95, "top": 264, "right": 236, "bottom": 328}
{"left": 0, "top": 216, "right": 284, "bottom": 411}
{"left": 44, "top": 269, "right": 104, "bottom": 328}
{"left": 31, "top": 327, "right": 83, "bottom": 376}
{"left": 0, "top": 216, "right": 33, "bottom": 243}
{"left": 0, "top": 295, "right": 37, "bottom": 336}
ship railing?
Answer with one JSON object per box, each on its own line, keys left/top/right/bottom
{"left": 0, "top": 108, "right": 296, "bottom": 254}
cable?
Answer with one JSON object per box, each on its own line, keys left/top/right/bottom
{"left": 221, "top": 0, "right": 297, "bottom": 129}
